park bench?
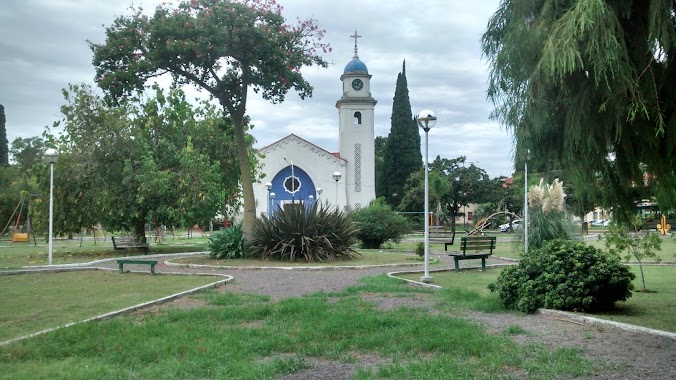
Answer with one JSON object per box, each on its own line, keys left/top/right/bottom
{"left": 448, "top": 236, "right": 496, "bottom": 270}
{"left": 428, "top": 227, "right": 456, "bottom": 251}
{"left": 111, "top": 236, "right": 149, "bottom": 255}
{"left": 117, "top": 259, "right": 158, "bottom": 274}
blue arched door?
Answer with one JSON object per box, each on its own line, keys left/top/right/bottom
{"left": 269, "top": 165, "right": 317, "bottom": 211}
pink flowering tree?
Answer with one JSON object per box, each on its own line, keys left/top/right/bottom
{"left": 89, "top": 0, "right": 330, "bottom": 238}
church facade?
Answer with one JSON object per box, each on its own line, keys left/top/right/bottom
{"left": 253, "top": 36, "right": 377, "bottom": 214}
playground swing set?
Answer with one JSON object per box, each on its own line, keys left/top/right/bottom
{"left": 1, "top": 194, "right": 36, "bottom": 247}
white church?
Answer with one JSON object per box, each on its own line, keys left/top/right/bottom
{"left": 253, "top": 36, "right": 377, "bottom": 214}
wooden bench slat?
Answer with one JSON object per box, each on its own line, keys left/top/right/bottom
{"left": 449, "top": 236, "right": 497, "bottom": 270}
{"left": 112, "top": 236, "right": 149, "bottom": 255}
{"left": 117, "top": 259, "right": 157, "bottom": 274}
{"left": 427, "top": 228, "right": 456, "bottom": 250}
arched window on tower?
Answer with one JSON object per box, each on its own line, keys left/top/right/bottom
{"left": 353, "top": 111, "right": 362, "bottom": 125}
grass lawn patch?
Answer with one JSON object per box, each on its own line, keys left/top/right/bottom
{"left": 492, "top": 236, "right": 675, "bottom": 262}
{"left": 397, "top": 266, "right": 675, "bottom": 332}
{"left": 0, "top": 238, "right": 209, "bottom": 269}
{"left": 0, "top": 276, "right": 595, "bottom": 379}
{"left": 584, "top": 265, "right": 676, "bottom": 332}
{"left": 0, "top": 270, "right": 220, "bottom": 342}
{"left": 175, "top": 249, "right": 429, "bottom": 267}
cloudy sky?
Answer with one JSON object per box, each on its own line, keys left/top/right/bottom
{"left": 0, "top": 0, "right": 514, "bottom": 178}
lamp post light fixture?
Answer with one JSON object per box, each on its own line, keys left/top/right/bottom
{"left": 44, "top": 148, "right": 59, "bottom": 265}
{"left": 417, "top": 109, "right": 437, "bottom": 283}
{"left": 316, "top": 187, "right": 323, "bottom": 201}
{"left": 265, "top": 182, "right": 272, "bottom": 217}
{"left": 308, "top": 195, "right": 314, "bottom": 206}
{"left": 333, "top": 171, "right": 341, "bottom": 208}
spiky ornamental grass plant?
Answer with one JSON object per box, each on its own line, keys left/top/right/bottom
{"left": 208, "top": 223, "right": 246, "bottom": 259}
{"left": 518, "top": 178, "right": 578, "bottom": 251}
{"left": 249, "top": 201, "right": 359, "bottom": 262}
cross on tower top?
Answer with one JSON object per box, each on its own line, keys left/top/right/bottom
{"left": 350, "top": 30, "right": 362, "bottom": 58}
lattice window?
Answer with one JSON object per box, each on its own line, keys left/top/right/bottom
{"left": 355, "top": 203, "right": 361, "bottom": 209}
{"left": 354, "top": 143, "right": 361, "bottom": 192}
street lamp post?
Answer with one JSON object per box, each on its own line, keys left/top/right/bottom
{"left": 265, "top": 182, "right": 272, "bottom": 217}
{"left": 309, "top": 195, "right": 314, "bottom": 206}
{"left": 44, "top": 148, "right": 59, "bottom": 265}
{"left": 284, "top": 158, "right": 295, "bottom": 204}
{"left": 333, "top": 171, "right": 341, "bottom": 209}
{"left": 316, "top": 188, "right": 322, "bottom": 202}
{"left": 417, "top": 110, "right": 437, "bottom": 283}
{"left": 524, "top": 150, "right": 529, "bottom": 254}
{"left": 269, "top": 192, "right": 275, "bottom": 215}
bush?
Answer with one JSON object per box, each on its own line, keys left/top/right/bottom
{"left": 415, "top": 242, "right": 424, "bottom": 258}
{"left": 208, "top": 223, "right": 246, "bottom": 259}
{"left": 249, "top": 201, "right": 358, "bottom": 262}
{"left": 489, "top": 239, "right": 635, "bottom": 313}
{"left": 352, "top": 201, "right": 411, "bottom": 249}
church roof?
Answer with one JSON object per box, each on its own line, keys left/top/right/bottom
{"left": 258, "top": 134, "right": 347, "bottom": 163}
{"left": 344, "top": 58, "right": 368, "bottom": 74}
{"left": 344, "top": 30, "right": 368, "bottom": 74}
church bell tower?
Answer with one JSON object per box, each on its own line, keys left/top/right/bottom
{"left": 336, "top": 31, "right": 377, "bottom": 210}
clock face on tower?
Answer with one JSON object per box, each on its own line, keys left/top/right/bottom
{"left": 351, "top": 78, "right": 364, "bottom": 91}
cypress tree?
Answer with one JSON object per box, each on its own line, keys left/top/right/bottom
{"left": 383, "top": 61, "right": 422, "bottom": 207}
{"left": 0, "top": 104, "right": 8, "bottom": 166}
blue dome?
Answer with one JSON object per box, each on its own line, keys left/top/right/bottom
{"left": 344, "top": 58, "right": 368, "bottom": 74}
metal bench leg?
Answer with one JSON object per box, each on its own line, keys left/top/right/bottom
{"left": 481, "top": 258, "right": 486, "bottom": 271}
{"left": 454, "top": 258, "right": 460, "bottom": 270}
{"left": 118, "top": 262, "right": 124, "bottom": 272}
{"left": 150, "top": 264, "right": 155, "bottom": 274}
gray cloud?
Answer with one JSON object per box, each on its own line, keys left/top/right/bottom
{"left": 0, "top": 0, "right": 513, "bottom": 177}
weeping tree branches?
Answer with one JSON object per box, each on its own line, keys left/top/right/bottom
{"left": 482, "top": 0, "right": 675, "bottom": 221}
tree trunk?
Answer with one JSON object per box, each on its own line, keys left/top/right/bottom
{"left": 133, "top": 220, "right": 147, "bottom": 244}
{"left": 232, "top": 119, "right": 256, "bottom": 240}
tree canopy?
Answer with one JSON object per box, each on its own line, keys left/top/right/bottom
{"left": 10, "top": 137, "right": 45, "bottom": 174}
{"left": 399, "top": 156, "right": 493, "bottom": 231}
{"left": 44, "top": 84, "right": 241, "bottom": 242}
{"left": 383, "top": 61, "right": 422, "bottom": 207}
{"left": 482, "top": 0, "right": 675, "bottom": 220}
{"left": 89, "top": 0, "right": 330, "bottom": 237}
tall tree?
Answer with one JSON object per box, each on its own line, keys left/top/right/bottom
{"left": 374, "top": 136, "right": 387, "bottom": 199}
{"left": 9, "top": 137, "right": 45, "bottom": 173}
{"left": 89, "top": 0, "right": 329, "bottom": 238}
{"left": 0, "top": 104, "right": 8, "bottom": 166}
{"left": 399, "top": 156, "right": 492, "bottom": 232}
{"left": 482, "top": 0, "right": 676, "bottom": 222}
{"left": 44, "top": 84, "right": 241, "bottom": 242}
{"left": 383, "top": 61, "right": 422, "bottom": 206}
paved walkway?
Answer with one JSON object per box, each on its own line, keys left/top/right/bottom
{"left": 52, "top": 250, "right": 512, "bottom": 300}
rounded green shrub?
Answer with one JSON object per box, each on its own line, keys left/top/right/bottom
{"left": 415, "top": 242, "right": 425, "bottom": 258}
{"left": 489, "top": 239, "right": 635, "bottom": 313}
{"left": 352, "top": 201, "right": 411, "bottom": 249}
{"left": 249, "top": 201, "right": 358, "bottom": 262}
{"left": 208, "top": 223, "right": 246, "bottom": 259}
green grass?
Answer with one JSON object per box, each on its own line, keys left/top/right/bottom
{"left": 0, "top": 276, "right": 595, "bottom": 379}
{"left": 0, "top": 271, "right": 220, "bottom": 342}
{"left": 490, "top": 235, "right": 675, "bottom": 262}
{"left": 585, "top": 265, "right": 676, "bottom": 332}
{"left": 0, "top": 236, "right": 209, "bottom": 269}
{"left": 398, "top": 265, "right": 676, "bottom": 332}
